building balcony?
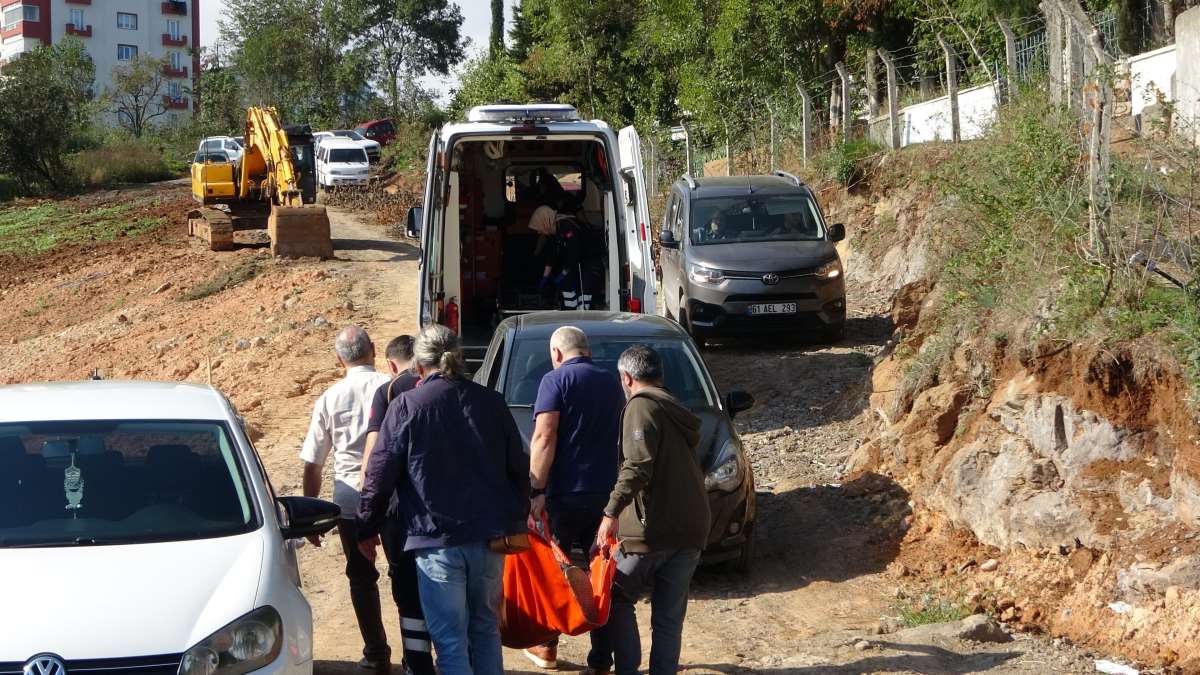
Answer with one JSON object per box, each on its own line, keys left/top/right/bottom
{"left": 163, "top": 96, "right": 189, "bottom": 110}
{"left": 65, "top": 0, "right": 91, "bottom": 5}
{"left": 0, "top": 24, "right": 23, "bottom": 40}
{"left": 162, "top": 65, "right": 188, "bottom": 78}
{"left": 162, "top": 33, "right": 187, "bottom": 47}
{"left": 161, "top": 1, "right": 187, "bottom": 16}
{"left": 66, "top": 23, "right": 92, "bottom": 37}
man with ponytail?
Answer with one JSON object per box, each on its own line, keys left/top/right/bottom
{"left": 356, "top": 324, "right": 529, "bottom": 675}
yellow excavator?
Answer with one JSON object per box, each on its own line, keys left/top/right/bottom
{"left": 188, "top": 106, "right": 332, "bottom": 258}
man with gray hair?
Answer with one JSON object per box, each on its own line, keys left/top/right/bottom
{"left": 299, "top": 325, "right": 393, "bottom": 673}
{"left": 590, "top": 344, "right": 710, "bottom": 675}
{"left": 523, "top": 325, "right": 624, "bottom": 670}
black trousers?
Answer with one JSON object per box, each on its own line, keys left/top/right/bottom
{"left": 337, "top": 519, "right": 435, "bottom": 675}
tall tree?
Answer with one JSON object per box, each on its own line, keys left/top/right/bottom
{"left": 0, "top": 39, "right": 95, "bottom": 190}
{"left": 107, "top": 56, "right": 172, "bottom": 138}
{"left": 360, "top": 0, "right": 468, "bottom": 121}
{"left": 490, "top": 0, "right": 505, "bottom": 57}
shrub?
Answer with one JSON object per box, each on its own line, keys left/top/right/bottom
{"left": 821, "top": 138, "right": 884, "bottom": 186}
{"left": 0, "top": 175, "right": 19, "bottom": 202}
{"left": 68, "top": 143, "right": 176, "bottom": 188}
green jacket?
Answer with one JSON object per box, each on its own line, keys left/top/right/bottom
{"left": 604, "top": 386, "right": 711, "bottom": 553}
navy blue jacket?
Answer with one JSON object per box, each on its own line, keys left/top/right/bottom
{"left": 356, "top": 373, "right": 530, "bottom": 550}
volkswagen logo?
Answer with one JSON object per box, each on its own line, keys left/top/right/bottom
{"left": 761, "top": 273, "right": 780, "bottom": 286}
{"left": 23, "top": 655, "right": 66, "bottom": 675}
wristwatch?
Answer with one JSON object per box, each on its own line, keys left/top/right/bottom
{"left": 530, "top": 487, "right": 546, "bottom": 498}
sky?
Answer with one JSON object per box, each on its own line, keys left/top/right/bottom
{"left": 199, "top": 0, "right": 517, "bottom": 101}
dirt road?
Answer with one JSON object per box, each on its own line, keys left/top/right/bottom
{"left": 0, "top": 186, "right": 1103, "bottom": 674}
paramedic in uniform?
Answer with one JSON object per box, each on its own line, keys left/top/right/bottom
{"left": 529, "top": 204, "right": 599, "bottom": 311}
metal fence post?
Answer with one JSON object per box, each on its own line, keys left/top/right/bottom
{"left": 724, "top": 120, "right": 731, "bottom": 176}
{"left": 835, "top": 61, "right": 852, "bottom": 143}
{"left": 1042, "top": 1, "right": 1064, "bottom": 105}
{"left": 937, "top": 34, "right": 961, "bottom": 142}
{"left": 999, "top": 18, "right": 1018, "bottom": 101}
{"left": 682, "top": 122, "right": 692, "bottom": 177}
{"left": 796, "top": 84, "right": 812, "bottom": 167}
{"left": 767, "top": 100, "right": 776, "bottom": 170}
{"left": 878, "top": 48, "right": 901, "bottom": 150}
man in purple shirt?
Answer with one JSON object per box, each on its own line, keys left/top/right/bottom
{"left": 524, "top": 326, "right": 625, "bottom": 670}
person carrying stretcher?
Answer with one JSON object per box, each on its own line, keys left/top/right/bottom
{"left": 529, "top": 204, "right": 601, "bottom": 311}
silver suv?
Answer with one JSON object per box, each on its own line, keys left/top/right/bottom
{"left": 658, "top": 172, "right": 846, "bottom": 344}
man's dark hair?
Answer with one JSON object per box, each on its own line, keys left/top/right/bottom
{"left": 617, "top": 345, "right": 664, "bottom": 384}
{"left": 385, "top": 335, "right": 415, "bottom": 363}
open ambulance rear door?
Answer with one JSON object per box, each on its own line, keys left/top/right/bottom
{"left": 618, "top": 126, "right": 657, "bottom": 315}
{"left": 418, "top": 130, "right": 442, "bottom": 328}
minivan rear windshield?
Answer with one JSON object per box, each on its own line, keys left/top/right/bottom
{"left": 329, "top": 148, "right": 367, "bottom": 163}
{"left": 691, "top": 194, "right": 825, "bottom": 245}
{"left": 0, "top": 420, "right": 257, "bottom": 547}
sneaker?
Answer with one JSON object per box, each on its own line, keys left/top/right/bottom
{"left": 523, "top": 644, "right": 558, "bottom": 669}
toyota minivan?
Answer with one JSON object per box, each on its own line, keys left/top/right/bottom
{"left": 411, "top": 103, "right": 658, "bottom": 364}
{"left": 658, "top": 172, "right": 847, "bottom": 343}
{"left": 0, "top": 381, "right": 340, "bottom": 675}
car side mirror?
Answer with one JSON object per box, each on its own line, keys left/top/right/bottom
{"left": 829, "top": 223, "right": 846, "bottom": 242}
{"left": 277, "top": 496, "right": 340, "bottom": 539}
{"left": 406, "top": 206, "right": 424, "bottom": 239}
{"left": 659, "top": 229, "right": 679, "bottom": 249}
{"left": 724, "top": 390, "right": 755, "bottom": 418}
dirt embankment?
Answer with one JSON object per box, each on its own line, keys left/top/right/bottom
{"left": 821, "top": 151, "right": 1200, "bottom": 672}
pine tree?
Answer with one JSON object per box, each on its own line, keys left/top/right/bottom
{"left": 508, "top": 0, "right": 532, "bottom": 62}
{"left": 490, "top": 0, "right": 505, "bottom": 57}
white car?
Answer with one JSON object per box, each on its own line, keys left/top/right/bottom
{"left": 312, "top": 131, "right": 334, "bottom": 150}
{"left": 0, "top": 381, "right": 340, "bottom": 675}
{"left": 198, "top": 136, "right": 243, "bottom": 164}
{"left": 325, "top": 129, "right": 382, "bottom": 163}
{"left": 316, "top": 139, "right": 370, "bottom": 189}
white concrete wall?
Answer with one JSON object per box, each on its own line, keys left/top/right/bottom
{"left": 868, "top": 82, "right": 999, "bottom": 148}
{"left": 1176, "top": 7, "right": 1200, "bottom": 143}
{"left": 1128, "top": 44, "right": 1177, "bottom": 117}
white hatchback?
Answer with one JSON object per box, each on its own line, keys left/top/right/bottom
{"left": 0, "top": 381, "right": 340, "bottom": 675}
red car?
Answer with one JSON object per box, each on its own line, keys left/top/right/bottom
{"left": 355, "top": 119, "right": 396, "bottom": 146}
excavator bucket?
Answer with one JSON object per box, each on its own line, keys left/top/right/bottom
{"left": 268, "top": 204, "right": 333, "bottom": 259}
{"left": 188, "top": 208, "right": 235, "bottom": 251}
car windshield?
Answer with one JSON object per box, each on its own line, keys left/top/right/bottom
{"left": 0, "top": 420, "right": 256, "bottom": 547}
{"left": 690, "top": 194, "right": 825, "bottom": 245}
{"left": 333, "top": 130, "right": 365, "bottom": 141}
{"left": 201, "top": 139, "right": 224, "bottom": 151}
{"left": 503, "top": 337, "right": 713, "bottom": 409}
{"left": 329, "top": 148, "right": 367, "bottom": 164}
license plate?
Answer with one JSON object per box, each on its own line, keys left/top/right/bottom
{"left": 748, "top": 302, "right": 797, "bottom": 315}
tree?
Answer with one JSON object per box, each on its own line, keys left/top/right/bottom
{"left": 0, "top": 39, "right": 95, "bottom": 191}
{"left": 196, "top": 48, "right": 245, "bottom": 136}
{"left": 448, "top": 53, "right": 526, "bottom": 119}
{"left": 507, "top": 0, "right": 540, "bottom": 62}
{"left": 490, "top": 0, "right": 505, "bottom": 57}
{"left": 360, "top": 0, "right": 467, "bottom": 121}
{"left": 107, "top": 56, "right": 171, "bottom": 138}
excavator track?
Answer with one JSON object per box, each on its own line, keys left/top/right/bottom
{"left": 269, "top": 205, "right": 333, "bottom": 258}
{"left": 187, "top": 208, "right": 235, "bottom": 252}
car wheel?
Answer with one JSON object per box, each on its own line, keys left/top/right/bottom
{"left": 680, "top": 308, "right": 706, "bottom": 347}
{"left": 729, "top": 522, "right": 755, "bottom": 575}
{"left": 822, "top": 322, "right": 846, "bottom": 344}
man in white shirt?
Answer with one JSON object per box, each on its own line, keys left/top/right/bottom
{"left": 300, "top": 325, "right": 393, "bottom": 673}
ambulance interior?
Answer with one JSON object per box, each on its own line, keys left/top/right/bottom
{"left": 443, "top": 136, "right": 626, "bottom": 344}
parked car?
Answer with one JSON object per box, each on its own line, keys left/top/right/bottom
{"left": 354, "top": 119, "right": 396, "bottom": 146}
{"left": 475, "top": 311, "right": 757, "bottom": 572}
{"left": 316, "top": 138, "right": 370, "bottom": 189}
{"left": 658, "top": 172, "right": 847, "bottom": 344}
{"left": 0, "top": 380, "right": 340, "bottom": 675}
{"left": 326, "top": 129, "right": 382, "bottom": 163}
{"left": 197, "top": 136, "right": 243, "bottom": 164}
{"left": 312, "top": 131, "right": 334, "bottom": 150}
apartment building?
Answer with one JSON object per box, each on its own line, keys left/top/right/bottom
{"left": 1, "top": 0, "right": 200, "bottom": 123}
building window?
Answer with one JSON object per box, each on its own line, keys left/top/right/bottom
{"left": 117, "top": 44, "right": 137, "bottom": 61}
{"left": 170, "top": 51, "right": 182, "bottom": 70}
{"left": 3, "top": 5, "right": 39, "bottom": 31}
{"left": 167, "top": 19, "right": 180, "bottom": 40}
{"left": 117, "top": 12, "right": 137, "bottom": 30}
{"left": 168, "top": 82, "right": 182, "bottom": 100}
{"left": 70, "top": 9, "right": 84, "bottom": 30}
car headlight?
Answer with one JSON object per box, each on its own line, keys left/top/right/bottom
{"left": 179, "top": 607, "right": 283, "bottom": 675}
{"left": 690, "top": 264, "right": 725, "bottom": 284}
{"left": 705, "top": 437, "right": 742, "bottom": 492}
{"left": 815, "top": 258, "right": 842, "bottom": 279}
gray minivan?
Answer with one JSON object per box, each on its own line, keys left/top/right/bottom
{"left": 658, "top": 172, "right": 846, "bottom": 343}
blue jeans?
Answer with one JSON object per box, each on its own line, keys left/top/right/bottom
{"left": 590, "top": 548, "right": 701, "bottom": 675}
{"left": 413, "top": 542, "right": 505, "bottom": 675}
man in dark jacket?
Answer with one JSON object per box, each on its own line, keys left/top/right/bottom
{"left": 357, "top": 324, "right": 529, "bottom": 675}
{"left": 591, "top": 345, "right": 711, "bottom": 675}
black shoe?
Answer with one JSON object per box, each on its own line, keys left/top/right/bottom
{"left": 357, "top": 656, "right": 391, "bottom": 674}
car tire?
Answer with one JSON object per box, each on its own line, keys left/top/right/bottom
{"left": 729, "top": 522, "right": 755, "bottom": 575}
{"left": 822, "top": 322, "right": 846, "bottom": 344}
{"left": 680, "top": 308, "right": 706, "bottom": 347}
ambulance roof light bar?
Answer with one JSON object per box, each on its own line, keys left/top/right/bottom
{"left": 467, "top": 104, "right": 581, "bottom": 124}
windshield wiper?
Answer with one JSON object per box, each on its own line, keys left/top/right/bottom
{"left": 1, "top": 537, "right": 107, "bottom": 548}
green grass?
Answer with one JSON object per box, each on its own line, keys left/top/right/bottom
{"left": 0, "top": 201, "right": 167, "bottom": 255}
{"left": 896, "top": 594, "right": 971, "bottom": 628}
{"left": 181, "top": 258, "right": 262, "bottom": 301}
{"left": 68, "top": 144, "right": 176, "bottom": 187}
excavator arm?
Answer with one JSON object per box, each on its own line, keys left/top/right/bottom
{"left": 188, "top": 106, "right": 332, "bottom": 258}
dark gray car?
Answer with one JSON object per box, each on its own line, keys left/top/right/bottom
{"left": 658, "top": 172, "right": 847, "bottom": 343}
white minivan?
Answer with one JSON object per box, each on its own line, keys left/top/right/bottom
{"left": 412, "top": 103, "right": 657, "bottom": 359}
{"left": 0, "top": 381, "right": 340, "bottom": 675}
{"left": 316, "top": 139, "right": 370, "bottom": 189}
